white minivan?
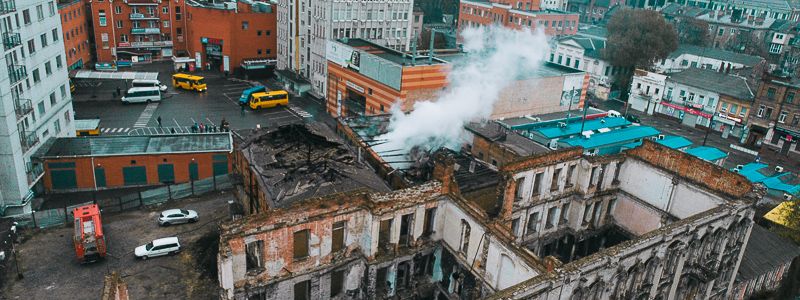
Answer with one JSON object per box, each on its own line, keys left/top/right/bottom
{"left": 131, "top": 79, "right": 168, "bottom": 92}
{"left": 135, "top": 237, "right": 181, "bottom": 260}
{"left": 122, "top": 86, "right": 161, "bottom": 103}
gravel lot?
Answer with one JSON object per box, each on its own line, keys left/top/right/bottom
{"left": 1, "top": 190, "right": 233, "bottom": 299}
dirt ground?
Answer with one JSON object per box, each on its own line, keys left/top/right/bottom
{"left": 1, "top": 190, "right": 234, "bottom": 299}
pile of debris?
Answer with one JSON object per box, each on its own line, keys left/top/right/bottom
{"left": 240, "top": 123, "right": 390, "bottom": 208}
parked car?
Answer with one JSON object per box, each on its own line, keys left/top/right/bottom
{"left": 626, "top": 114, "right": 642, "bottom": 124}
{"left": 158, "top": 209, "right": 198, "bottom": 226}
{"left": 134, "top": 237, "right": 181, "bottom": 260}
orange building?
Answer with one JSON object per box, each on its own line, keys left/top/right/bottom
{"left": 459, "top": 0, "right": 579, "bottom": 36}
{"left": 326, "top": 39, "right": 449, "bottom": 117}
{"left": 38, "top": 134, "right": 232, "bottom": 192}
{"left": 58, "top": 0, "right": 93, "bottom": 70}
{"left": 185, "top": 2, "right": 277, "bottom": 73}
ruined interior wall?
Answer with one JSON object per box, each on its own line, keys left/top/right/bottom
{"left": 612, "top": 192, "right": 666, "bottom": 236}
{"left": 232, "top": 259, "right": 368, "bottom": 300}
{"left": 492, "top": 76, "right": 565, "bottom": 119}
{"left": 618, "top": 158, "right": 726, "bottom": 219}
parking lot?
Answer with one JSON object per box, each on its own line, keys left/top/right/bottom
{"left": 71, "top": 62, "right": 317, "bottom": 136}
{"left": 2, "top": 192, "right": 232, "bottom": 299}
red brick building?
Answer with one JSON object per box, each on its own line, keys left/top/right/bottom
{"left": 459, "top": 0, "right": 580, "bottom": 36}
{"left": 88, "top": 0, "right": 276, "bottom": 73}
{"left": 184, "top": 2, "right": 277, "bottom": 72}
{"left": 58, "top": 0, "right": 93, "bottom": 70}
{"left": 89, "top": 0, "right": 188, "bottom": 65}
{"left": 38, "top": 134, "right": 232, "bottom": 192}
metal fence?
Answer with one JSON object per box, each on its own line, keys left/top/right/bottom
{"left": 8, "top": 174, "right": 232, "bottom": 230}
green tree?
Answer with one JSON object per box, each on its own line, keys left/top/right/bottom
{"left": 676, "top": 17, "right": 710, "bottom": 46}
{"left": 605, "top": 8, "right": 679, "bottom": 95}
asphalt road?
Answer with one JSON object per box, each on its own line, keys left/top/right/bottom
{"left": 71, "top": 62, "right": 322, "bottom": 135}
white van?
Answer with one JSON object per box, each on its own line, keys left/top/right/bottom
{"left": 122, "top": 87, "right": 161, "bottom": 103}
{"left": 135, "top": 237, "right": 181, "bottom": 260}
{"left": 131, "top": 79, "right": 168, "bottom": 92}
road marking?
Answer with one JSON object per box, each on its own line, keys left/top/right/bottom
{"left": 288, "top": 104, "right": 313, "bottom": 118}
{"left": 133, "top": 102, "right": 159, "bottom": 128}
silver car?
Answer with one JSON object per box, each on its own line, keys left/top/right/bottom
{"left": 158, "top": 209, "right": 198, "bottom": 226}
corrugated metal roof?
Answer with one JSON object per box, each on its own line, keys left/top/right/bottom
{"left": 70, "top": 70, "right": 159, "bottom": 80}
{"left": 561, "top": 126, "right": 660, "bottom": 149}
{"left": 737, "top": 225, "right": 800, "bottom": 281}
{"left": 735, "top": 163, "right": 771, "bottom": 183}
{"left": 668, "top": 45, "right": 764, "bottom": 66}
{"left": 536, "top": 117, "right": 630, "bottom": 139}
{"left": 667, "top": 68, "right": 754, "bottom": 100}
{"left": 655, "top": 135, "right": 693, "bottom": 149}
{"left": 764, "top": 201, "right": 796, "bottom": 229}
{"left": 39, "top": 133, "right": 232, "bottom": 157}
{"left": 685, "top": 146, "right": 728, "bottom": 162}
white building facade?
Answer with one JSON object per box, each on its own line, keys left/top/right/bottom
{"left": 654, "top": 45, "right": 764, "bottom": 74}
{"left": 276, "top": 0, "right": 414, "bottom": 98}
{"left": 550, "top": 36, "right": 618, "bottom": 100}
{"left": 628, "top": 69, "right": 667, "bottom": 115}
{"left": 0, "top": 0, "right": 74, "bottom": 214}
{"left": 540, "top": 0, "right": 568, "bottom": 10}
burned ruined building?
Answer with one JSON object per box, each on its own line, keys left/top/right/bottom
{"left": 219, "top": 138, "right": 757, "bottom": 300}
{"left": 232, "top": 123, "right": 390, "bottom": 214}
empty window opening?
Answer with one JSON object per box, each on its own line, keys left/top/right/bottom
{"left": 422, "top": 207, "right": 436, "bottom": 237}
{"left": 332, "top": 221, "right": 346, "bottom": 252}
{"left": 526, "top": 212, "right": 540, "bottom": 234}
{"left": 515, "top": 178, "right": 525, "bottom": 201}
{"left": 245, "top": 240, "right": 264, "bottom": 272}
{"left": 293, "top": 280, "right": 310, "bottom": 300}
{"left": 551, "top": 168, "right": 562, "bottom": 191}
{"left": 546, "top": 206, "right": 558, "bottom": 229}
{"left": 293, "top": 229, "right": 309, "bottom": 260}
{"left": 330, "top": 269, "right": 345, "bottom": 297}
{"left": 378, "top": 219, "right": 393, "bottom": 253}
{"left": 460, "top": 220, "right": 471, "bottom": 254}
{"left": 399, "top": 214, "right": 413, "bottom": 246}
{"left": 532, "top": 172, "right": 543, "bottom": 195}
{"left": 566, "top": 164, "right": 576, "bottom": 187}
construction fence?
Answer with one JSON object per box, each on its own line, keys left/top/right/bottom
{"left": 9, "top": 174, "right": 233, "bottom": 230}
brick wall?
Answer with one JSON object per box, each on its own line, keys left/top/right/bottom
{"left": 59, "top": 0, "right": 93, "bottom": 69}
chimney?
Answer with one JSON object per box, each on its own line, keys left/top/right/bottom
{"left": 432, "top": 152, "right": 457, "bottom": 195}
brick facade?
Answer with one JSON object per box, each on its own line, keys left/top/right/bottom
{"left": 459, "top": 0, "right": 579, "bottom": 37}
{"left": 58, "top": 0, "right": 93, "bottom": 70}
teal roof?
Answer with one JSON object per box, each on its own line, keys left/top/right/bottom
{"left": 535, "top": 117, "right": 631, "bottom": 139}
{"left": 685, "top": 146, "right": 728, "bottom": 162}
{"left": 40, "top": 133, "right": 233, "bottom": 157}
{"left": 562, "top": 126, "right": 660, "bottom": 149}
{"left": 762, "top": 173, "right": 800, "bottom": 196}
{"left": 620, "top": 141, "right": 643, "bottom": 150}
{"left": 656, "top": 135, "right": 692, "bottom": 149}
{"left": 736, "top": 163, "right": 800, "bottom": 195}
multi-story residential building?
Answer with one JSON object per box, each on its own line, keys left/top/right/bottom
{"left": 57, "top": 0, "right": 92, "bottom": 70}
{"left": 643, "top": 0, "right": 793, "bottom": 20}
{"left": 89, "top": 0, "right": 188, "bottom": 65}
{"left": 653, "top": 68, "right": 754, "bottom": 138}
{"left": 541, "top": 0, "right": 568, "bottom": 10}
{"left": 747, "top": 71, "right": 800, "bottom": 159}
{"left": 0, "top": 0, "right": 75, "bottom": 214}
{"left": 655, "top": 44, "right": 766, "bottom": 73}
{"left": 550, "top": 30, "right": 621, "bottom": 100}
{"left": 567, "top": 0, "right": 623, "bottom": 23}
{"left": 459, "top": 0, "right": 580, "bottom": 37}
{"left": 184, "top": 1, "right": 277, "bottom": 73}
{"left": 275, "top": 0, "right": 414, "bottom": 98}
{"left": 700, "top": 10, "right": 776, "bottom": 52}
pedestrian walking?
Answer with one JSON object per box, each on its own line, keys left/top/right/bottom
{"left": 171, "top": 128, "right": 176, "bottom": 134}
{"left": 116, "top": 87, "right": 121, "bottom": 96}
{"left": 199, "top": 123, "right": 205, "bottom": 133}
{"left": 240, "top": 104, "right": 246, "bottom": 117}
{"left": 157, "top": 116, "right": 162, "bottom": 127}
{"left": 191, "top": 122, "right": 198, "bottom": 133}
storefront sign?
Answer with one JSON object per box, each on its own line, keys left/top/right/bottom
{"left": 346, "top": 80, "right": 364, "bottom": 93}
{"left": 129, "top": 13, "right": 144, "bottom": 19}
{"left": 118, "top": 42, "right": 131, "bottom": 47}
{"left": 201, "top": 37, "right": 223, "bottom": 45}
{"left": 661, "top": 102, "right": 712, "bottom": 118}
{"left": 327, "top": 42, "right": 360, "bottom": 71}
{"left": 131, "top": 28, "right": 160, "bottom": 34}
{"left": 716, "top": 113, "right": 742, "bottom": 124}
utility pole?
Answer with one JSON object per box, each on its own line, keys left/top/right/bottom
{"left": 566, "top": 87, "right": 575, "bottom": 121}
{"left": 702, "top": 113, "right": 715, "bottom": 146}
{"left": 580, "top": 97, "right": 590, "bottom": 134}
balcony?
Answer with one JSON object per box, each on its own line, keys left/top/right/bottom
{"left": 131, "top": 28, "right": 160, "bottom": 34}
{"left": 3, "top": 32, "right": 20, "bottom": 50}
{"left": 129, "top": 13, "right": 158, "bottom": 20}
{"left": 13, "top": 98, "right": 32, "bottom": 120}
{"left": 7, "top": 64, "right": 26, "bottom": 84}
{"left": 25, "top": 161, "right": 43, "bottom": 185}
{"left": 0, "top": 0, "right": 15, "bottom": 14}
{"left": 20, "top": 131, "right": 39, "bottom": 152}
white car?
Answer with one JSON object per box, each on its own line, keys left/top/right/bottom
{"left": 158, "top": 209, "right": 198, "bottom": 226}
{"left": 135, "top": 237, "right": 181, "bottom": 260}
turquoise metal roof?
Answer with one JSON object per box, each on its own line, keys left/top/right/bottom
{"left": 534, "top": 117, "right": 631, "bottom": 139}
{"left": 656, "top": 135, "right": 692, "bottom": 149}
{"left": 735, "top": 163, "right": 770, "bottom": 183}
{"left": 620, "top": 141, "right": 643, "bottom": 150}
{"left": 562, "top": 126, "right": 660, "bottom": 149}
{"left": 685, "top": 146, "right": 728, "bottom": 162}
{"left": 762, "top": 173, "right": 800, "bottom": 196}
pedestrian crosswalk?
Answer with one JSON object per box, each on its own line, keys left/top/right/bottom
{"left": 101, "top": 128, "right": 131, "bottom": 133}
{"left": 134, "top": 102, "right": 159, "bottom": 127}
{"left": 288, "top": 104, "right": 313, "bottom": 118}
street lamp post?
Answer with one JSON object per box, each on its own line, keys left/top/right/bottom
{"left": 10, "top": 222, "right": 22, "bottom": 279}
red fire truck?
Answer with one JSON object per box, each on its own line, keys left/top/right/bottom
{"left": 73, "top": 204, "right": 106, "bottom": 263}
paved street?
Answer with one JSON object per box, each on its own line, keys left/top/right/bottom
{"left": 71, "top": 62, "right": 324, "bottom": 136}
{"left": 600, "top": 99, "right": 800, "bottom": 175}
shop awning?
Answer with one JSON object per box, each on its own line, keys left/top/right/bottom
{"left": 70, "top": 70, "right": 159, "bottom": 80}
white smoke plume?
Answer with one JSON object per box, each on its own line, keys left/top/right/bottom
{"left": 374, "top": 26, "right": 550, "bottom": 154}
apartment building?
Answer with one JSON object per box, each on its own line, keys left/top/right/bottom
{"left": 89, "top": 0, "right": 188, "bottom": 65}
{"left": 458, "top": 0, "right": 580, "bottom": 36}
{"left": 0, "top": 0, "right": 74, "bottom": 214}
{"left": 57, "top": 0, "right": 92, "bottom": 70}
{"left": 276, "top": 0, "right": 414, "bottom": 98}
{"left": 747, "top": 71, "right": 800, "bottom": 159}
